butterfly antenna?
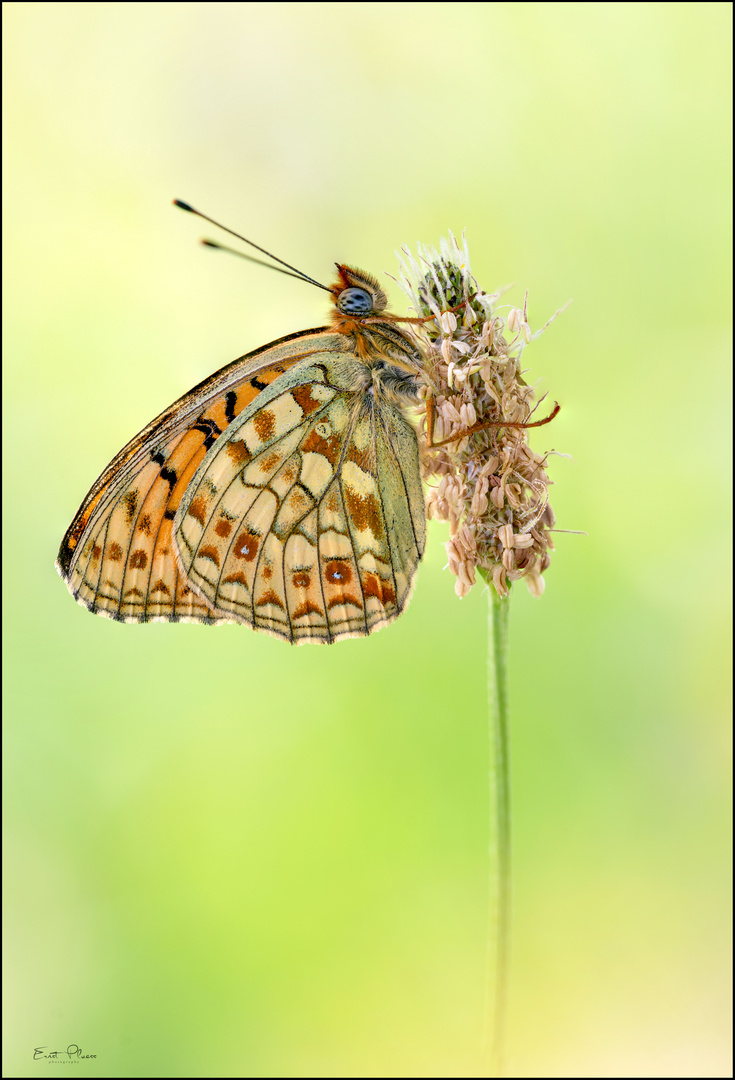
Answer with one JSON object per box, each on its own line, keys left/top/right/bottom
{"left": 200, "top": 240, "right": 327, "bottom": 285}
{"left": 173, "top": 200, "right": 331, "bottom": 292}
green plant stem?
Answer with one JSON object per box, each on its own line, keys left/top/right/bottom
{"left": 486, "top": 587, "right": 511, "bottom": 1077}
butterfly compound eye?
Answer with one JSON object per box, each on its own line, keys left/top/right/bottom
{"left": 337, "top": 287, "right": 373, "bottom": 315}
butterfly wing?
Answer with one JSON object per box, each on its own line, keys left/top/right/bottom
{"left": 174, "top": 352, "right": 426, "bottom": 644}
{"left": 57, "top": 328, "right": 346, "bottom": 622}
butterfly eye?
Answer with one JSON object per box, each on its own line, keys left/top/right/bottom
{"left": 337, "top": 287, "right": 373, "bottom": 315}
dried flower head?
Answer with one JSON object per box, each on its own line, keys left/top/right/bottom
{"left": 396, "top": 233, "right": 560, "bottom": 599}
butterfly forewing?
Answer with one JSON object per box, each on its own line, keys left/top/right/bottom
{"left": 57, "top": 329, "right": 345, "bottom": 623}
{"left": 173, "top": 353, "right": 426, "bottom": 644}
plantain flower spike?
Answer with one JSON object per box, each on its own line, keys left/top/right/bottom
{"left": 396, "top": 233, "right": 561, "bottom": 599}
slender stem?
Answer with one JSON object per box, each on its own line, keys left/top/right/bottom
{"left": 485, "top": 588, "right": 511, "bottom": 1077}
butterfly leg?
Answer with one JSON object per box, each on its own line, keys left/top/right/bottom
{"left": 425, "top": 392, "right": 437, "bottom": 446}
{"left": 378, "top": 297, "right": 473, "bottom": 329}
{"left": 426, "top": 401, "right": 560, "bottom": 450}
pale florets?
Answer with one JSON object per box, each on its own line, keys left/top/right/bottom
{"left": 395, "top": 233, "right": 560, "bottom": 599}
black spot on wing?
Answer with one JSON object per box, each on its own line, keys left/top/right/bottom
{"left": 191, "top": 417, "right": 222, "bottom": 450}
{"left": 159, "top": 466, "right": 177, "bottom": 491}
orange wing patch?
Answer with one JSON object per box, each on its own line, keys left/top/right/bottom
{"left": 56, "top": 342, "right": 315, "bottom": 622}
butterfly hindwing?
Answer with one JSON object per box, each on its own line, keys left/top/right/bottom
{"left": 174, "top": 352, "right": 426, "bottom": 643}
{"left": 57, "top": 329, "right": 346, "bottom": 622}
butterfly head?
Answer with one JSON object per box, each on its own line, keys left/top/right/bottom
{"left": 332, "top": 265, "right": 388, "bottom": 318}
{"left": 329, "top": 263, "right": 421, "bottom": 376}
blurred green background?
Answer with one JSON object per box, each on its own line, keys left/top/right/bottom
{"left": 4, "top": 3, "right": 731, "bottom": 1077}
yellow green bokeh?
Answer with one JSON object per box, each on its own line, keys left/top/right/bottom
{"left": 4, "top": 3, "right": 731, "bottom": 1076}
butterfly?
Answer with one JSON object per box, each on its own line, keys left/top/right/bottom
{"left": 56, "top": 202, "right": 429, "bottom": 645}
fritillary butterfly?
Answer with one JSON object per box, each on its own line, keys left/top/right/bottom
{"left": 56, "top": 204, "right": 427, "bottom": 644}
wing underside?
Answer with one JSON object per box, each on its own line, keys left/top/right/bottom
{"left": 174, "top": 356, "right": 426, "bottom": 643}
{"left": 58, "top": 332, "right": 426, "bottom": 644}
{"left": 57, "top": 329, "right": 338, "bottom": 622}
